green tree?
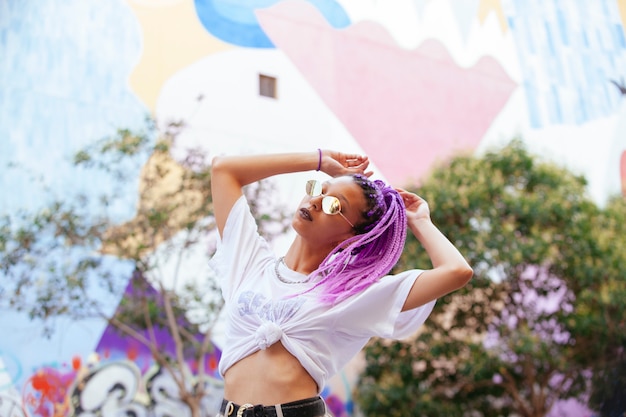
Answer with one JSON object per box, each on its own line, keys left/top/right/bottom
{"left": 356, "top": 139, "right": 626, "bottom": 417}
{"left": 584, "top": 195, "right": 626, "bottom": 417}
{"left": 0, "top": 117, "right": 289, "bottom": 417}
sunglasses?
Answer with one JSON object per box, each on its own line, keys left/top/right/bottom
{"left": 306, "top": 180, "right": 355, "bottom": 228}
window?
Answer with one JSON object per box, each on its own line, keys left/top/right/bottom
{"left": 259, "top": 74, "right": 277, "bottom": 99}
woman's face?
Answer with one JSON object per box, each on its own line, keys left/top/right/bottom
{"left": 292, "top": 176, "right": 366, "bottom": 246}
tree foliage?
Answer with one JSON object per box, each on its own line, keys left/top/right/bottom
{"left": 585, "top": 195, "right": 626, "bottom": 416}
{"left": 0, "top": 117, "right": 290, "bottom": 417}
{"left": 356, "top": 139, "right": 626, "bottom": 417}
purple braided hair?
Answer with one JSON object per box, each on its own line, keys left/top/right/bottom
{"left": 307, "top": 174, "right": 407, "bottom": 304}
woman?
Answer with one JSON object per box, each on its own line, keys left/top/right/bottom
{"left": 210, "top": 149, "right": 472, "bottom": 417}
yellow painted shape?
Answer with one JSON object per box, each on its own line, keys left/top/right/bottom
{"left": 101, "top": 146, "right": 211, "bottom": 258}
{"left": 619, "top": 0, "right": 626, "bottom": 36}
{"left": 478, "top": 0, "right": 508, "bottom": 33}
{"left": 126, "top": 0, "right": 234, "bottom": 113}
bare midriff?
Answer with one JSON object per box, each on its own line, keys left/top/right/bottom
{"left": 223, "top": 341, "right": 318, "bottom": 405}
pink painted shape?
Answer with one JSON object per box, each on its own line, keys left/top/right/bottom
{"left": 257, "top": 0, "right": 517, "bottom": 185}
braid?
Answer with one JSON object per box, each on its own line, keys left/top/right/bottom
{"left": 306, "top": 174, "right": 407, "bottom": 304}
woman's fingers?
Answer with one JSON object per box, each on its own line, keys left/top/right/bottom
{"left": 325, "top": 151, "right": 373, "bottom": 177}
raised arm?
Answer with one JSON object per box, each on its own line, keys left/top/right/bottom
{"left": 211, "top": 150, "right": 370, "bottom": 237}
{"left": 396, "top": 189, "right": 473, "bottom": 311}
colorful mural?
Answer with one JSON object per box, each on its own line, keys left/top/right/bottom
{"left": 256, "top": 0, "right": 516, "bottom": 185}
{"left": 194, "top": 0, "right": 350, "bottom": 48}
{"left": 1, "top": 0, "right": 625, "bottom": 416}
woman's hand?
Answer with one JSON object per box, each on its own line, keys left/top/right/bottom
{"left": 320, "top": 150, "right": 372, "bottom": 178}
{"left": 396, "top": 188, "right": 473, "bottom": 312}
{"left": 396, "top": 188, "right": 431, "bottom": 223}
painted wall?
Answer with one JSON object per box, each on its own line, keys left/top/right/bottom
{"left": 1, "top": 0, "right": 625, "bottom": 416}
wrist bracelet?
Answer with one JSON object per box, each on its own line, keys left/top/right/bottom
{"left": 316, "top": 148, "right": 322, "bottom": 171}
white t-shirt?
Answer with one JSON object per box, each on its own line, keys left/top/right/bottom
{"left": 209, "top": 196, "right": 436, "bottom": 393}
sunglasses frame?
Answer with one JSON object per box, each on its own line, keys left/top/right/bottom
{"left": 306, "top": 180, "right": 355, "bottom": 228}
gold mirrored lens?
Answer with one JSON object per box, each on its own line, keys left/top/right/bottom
{"left": 306, "top": 180, "right": 323, "bottom": 196}
{"left": 306, "top": 180, "right": 343, "bottom": 215}
{"left": 322, "top": 196, "right": 341, "bottom": 215}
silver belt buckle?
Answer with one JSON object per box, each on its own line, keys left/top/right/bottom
{"left": 236, "top": 403, "right": 254, "bottom": 417}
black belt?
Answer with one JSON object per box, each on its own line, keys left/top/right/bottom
{"left": 220, "top": 396, "right": 326, "bottom": 417}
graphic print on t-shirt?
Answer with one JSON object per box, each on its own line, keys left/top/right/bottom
{"left": 237, "top": 290, "right": 305, "bottom": 322}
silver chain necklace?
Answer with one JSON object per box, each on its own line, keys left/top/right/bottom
{"left": 274, "top": 257, "right": 311, "bottom": 284}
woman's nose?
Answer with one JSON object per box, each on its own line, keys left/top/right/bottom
{"left": 308, "top": 195, "right": 323, "bottom": 211}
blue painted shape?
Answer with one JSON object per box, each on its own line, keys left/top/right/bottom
{"left": 615, "top": 24, "right": 626, "bottom": 48}
{"left": 556, "top": 9, "right": 568, "bottom": 46}
{"left": 193, "top": 0, "right": 351, "bottom": 48}
{"left": 544, "top": 21, "right": 555, "bottom": 55}
{"left": 0, "top": 0, "right": 148, "bottom": 215}
{"left": 504, "top": 0, "right": 626, "bottom": 128}
{"left": 0, "top": 0, "right": 147, "bottom": 389}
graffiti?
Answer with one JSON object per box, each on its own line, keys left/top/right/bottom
{"left": 0, "top": 359, "right": 225, "bottom": 417}
{"left": 69, "top": 361, "right": 224, "bottom": 417}
{"left": 22, "top": 368, "right": 75, "bottom": 417}
{"left": 0, "top": 392, "right": 27, "bottom": 417}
